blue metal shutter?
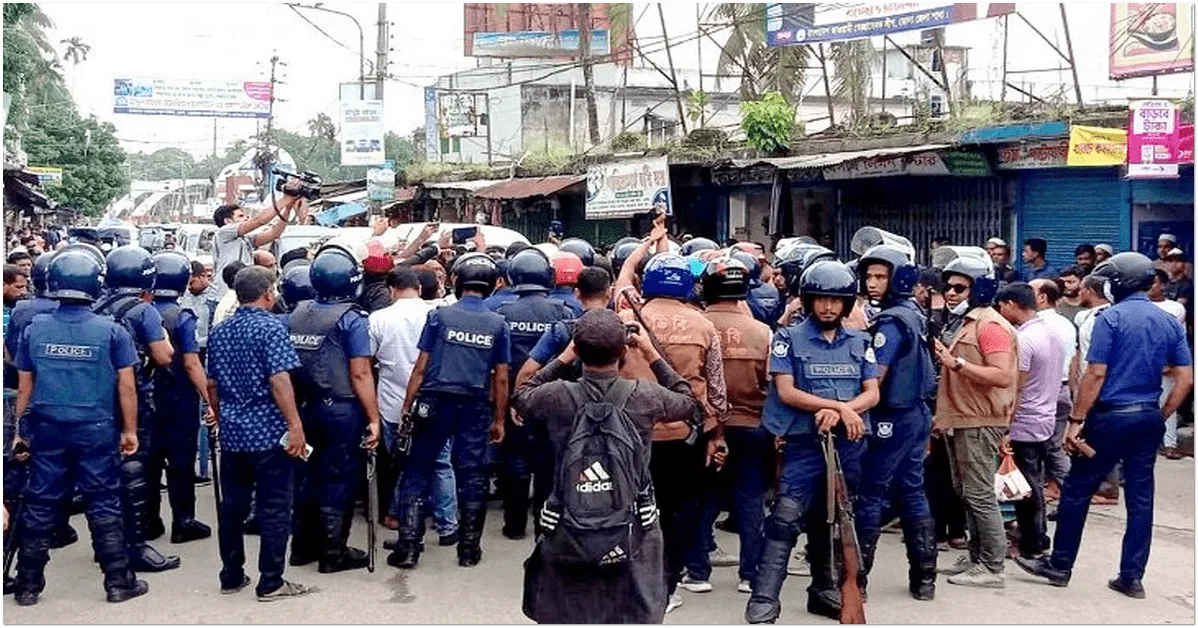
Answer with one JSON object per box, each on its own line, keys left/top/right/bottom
{"left": 1017, "top": 169, "right": 1130, "bottom": 271}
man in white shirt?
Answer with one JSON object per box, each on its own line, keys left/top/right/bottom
{"left": 1029, "top": 279, "right": 1078, "bottom": 498}
{"left": 368, "top": 267, "right": 458, "bottom": 543}
{"left": 1149, "top": 269, "right": 1187, "bottom": 459}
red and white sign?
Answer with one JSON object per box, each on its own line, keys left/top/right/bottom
{"left": 1127, "top": 99, "right": 1181, "bottom": 179}
{"left": 995, "top": 139, "right": 1069, "bottom": 170}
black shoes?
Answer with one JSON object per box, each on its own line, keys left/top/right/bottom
{"left": 49, "top": 525, "right": 78, "bottom": 549}
{"left": 386, "top": 549, "right": 420, "bottom": 569}
{"left": 457, "top": 546, "right": 482, "bottom": 568}
{"left": 14, "top": 590, "right": 39, "bottom": 606}
{"left": 170, "top": 519, "right": 212, "bottom": 544}
{"left": 1013, "top": 555, "right": 1070, "bottom": 587}
{"left": 501, "top": 527, "right": 526, "bottom": 541}
{"left": 1108, "top": 577, "right": 1146, "bottom": 599}
{"left": 439, "top": 532, "right": 459, "bottom": 547}
{"left": 221, "top": 575, "right": 252, "bottom": 595}
{"left": 806, "top": 588, "right": 841, "bottom": 621}
{"left": 106, "top": 578, "right": 149, "bottom": 603}
{"left": 129, "top": 543, "right": 181, "bottom": 572}
{"left": 318, "top": 547, "right": 369, "bottom": 574}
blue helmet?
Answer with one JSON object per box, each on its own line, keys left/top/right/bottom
{"left": 507, "top": 249, "right": 553, "bottom": 293}
{"left": 679, "top": 237, "right": 719, "bottom": 257}
{"left": 858, "top": 244, "right": 919, "bottom": 302}
{"left": 611, "top": 241, "right": 641, "bottom": 277}
{"left": 31, "top": 250, "right": 54, "bottom": 295}
{"left": 309, "top": 245, "right": 363, "bottom": 304}
{"left": 281, "top": 264, "right": 315, "bottom": 310}
{"left": 104, "top": 245, "right": 156, "bottom": 295}
{"left": 642, "top": 253, "right": 695, "bottom": 300}
{"left": 151, "top": 251, "right": 191, "bottom": 299}
{"left": 777, "top": 244, "right": 836, "bottom": 297}
{"left": 684, "top": 254, "right": 707, "bottom": 279}
{"left": 942, "top": 257, "right": 999, "bottom": 307}
{"left": 800, "top": 260, "right": 858, "bottom": 316}
{"left": 728, "top": 250, "right": 762, "bottom": 283}
{"left": 453, "top": 252, "right": 500, "bottom": 298}
{"left": 559, "top": 238, "right": 595, "bottom": 267}
{"left": 47, "top": 248, "right": 104, "bottom": 302}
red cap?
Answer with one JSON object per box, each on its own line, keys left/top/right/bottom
{"left": 551, "top": 251, "right": 584, "bottom": 286}
{"left": 363, "top": 240, "right": 393, "bottom": 274}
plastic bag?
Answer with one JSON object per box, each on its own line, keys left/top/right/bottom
{"left": 994, "top": 453, "right": 1032, "bottom": 502}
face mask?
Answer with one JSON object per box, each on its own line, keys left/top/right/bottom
{"left": 1103, "top": 282, "right": 1115, "bottom": 304}
{"left": 949, "top": 301, "right": 971, "bottom": 316}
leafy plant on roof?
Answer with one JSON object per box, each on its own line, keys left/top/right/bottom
{"left": 739, "top": 92, "right": 794, "bottom": 154}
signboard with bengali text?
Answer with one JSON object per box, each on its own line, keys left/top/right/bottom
{"left": 339, "top": 100, "right": 385, "bottom": 167}
{"left": 766, "top": 2, "right": 1015, "bottom": 46}
{"left": 996, "top": 139, "right": 1069, "bottom": 169}
{"left": 112, "top": 77, "right": 271, "bottom": 118}
{"left": 1127, "top": 99, "right": 1181, "bottom": 179}
{"left": 1067, "top": 126, "right": 1128, "bottom": 166}
{"left": 586, "top": 157, "right": 671, "bottom": 219}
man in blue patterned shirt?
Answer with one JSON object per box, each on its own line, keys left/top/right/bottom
{"left": 206, "top": 266, "right": 311, "bottom": 601}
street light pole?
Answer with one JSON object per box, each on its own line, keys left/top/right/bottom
{"left": 288, "top": 3, "right": 366, "bottom": 99}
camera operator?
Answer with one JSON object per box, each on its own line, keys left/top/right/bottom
{"left": 212, "top": 183, "right": 309, "bottom": 298}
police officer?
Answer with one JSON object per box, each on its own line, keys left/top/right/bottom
{"left": 286, "top": 243, "right": 382, "bottom": 573}
{"left": 699, "top": 256, "right": 772, "bottom": 595}
{"left": 496, "top": 250, "right": 574, "bottom": 539}
{"left": 388, "top": 253, "right": 510, "bottom": 570}
{"left": 1017, "top": 252, "right": 1193, "bottom": 598}
{"left": 774, "top": 244, "right": 837, "bottom": 326}
{"left": 731, "top": 250, "right": 782, "bottom": 330}
{"left": 146, "top": 251, "right": 213, "bottom": 544}
{"left": 11, "top": 248, "right": 149, "bottom": 606}
{"left": 610, "top": 240, "right": 641, "bottom": 280}
{"left": 854, "top": 245, "right": 940, "bottom": 600}
{"left": 558, "top": 238, "right": 595, "bottom": 267}
{"left": 279, "top": 263, "right": 315, "bottom": 314}
{"left": 747, "top": 260, "right": 880, "bottom": 624}
{"left": 483, "top": 259, "right": 519, "bottom": 312}
{"left": 92, "top": 246, "right": 180, "bottom": 572}
{"left": 548, "top": 248, "right": 587, "bottom": 317}
{"left": 679, "top": 237, "right": 719, "bottom": 257}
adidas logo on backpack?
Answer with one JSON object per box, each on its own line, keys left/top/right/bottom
{"left": 599, "top": 544, "right": 628, "bottom": 565}
{"left": 576, "top": 461, "right": 614, "bottom": 493}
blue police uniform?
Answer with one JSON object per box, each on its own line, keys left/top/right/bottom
{"left": 285, "top": 300, "right": 373, "bottom": 567}
{"left": 147, "top": 298, "right": 204, "bottom": 533}
{"left": 856, "top": 299, "right": 939, "bottom": 595}
{"left": 484, "top": 287, "right": 518, "bottom": 312}
{"left": 528, "top": 320, "right": 574, "bottom": 367}
{"left": 747, "top": 281, "right": 783, "bottom": 329}
{"left": 548, "top": 287, "right": 583, "bottom": 317}
{"left": 13, "top": 304, "right": 141, "bottom": 600}
{"left": 495, "top": 292, "right": 573, "bottom": 538}
{"left": 392, "top": 295, "right": 510, "bottom": 566}
{"left": 751, "top": 318, "right": 876, "bottom": 622}
{"left": 1048, "top": 293, "right": 1192, "bottom": 582}
{"left": 4, "top": 297, "right": 58, "bottom": 513}
{"left": 92, "top": 293, "right": 181, "bottom": 571}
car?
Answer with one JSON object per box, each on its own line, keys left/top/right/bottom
{"left": 176, "top": 224, "right": 217, "bottom": 261}
{"left": 275, "top": 224, "right": 334, "bottom": 260}
{"left": 386, "top": 222, "right": 530, "bottom": 251}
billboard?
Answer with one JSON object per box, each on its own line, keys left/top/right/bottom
{"left": 113, "top": 77, "right": 272, "bottom": 118}
{"left": 438, "top": 92, "right": 489, "bottom": 139}
{"left": 463, "top": 3, "right": 632, "bottom": 62}
{"left": 424, "top": 88, "right": 440, "bottom": 162}
{"left": 586, "top": 157, "right": 671, "bottom": 220}
{"left": 1109, "top": 3, "right": 1195, "bottom": 80}
{"left": 339, "top": 100, "right": 385, "bottom": 166}
{"left": 472, "top": 29, "right": 610, "bottom": 57}
{"left": 1127, "top": 99, "right": 1181, "bottom": 179}
{"left": 27, "top": 166, "right": 63, "bottom": 185}
{"left": 766, "top": 2, "right": 1015, "bottom": 46}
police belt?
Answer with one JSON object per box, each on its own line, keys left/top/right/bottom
{"left": 1092, "top": 402, "right": 1160, "bottom": 415}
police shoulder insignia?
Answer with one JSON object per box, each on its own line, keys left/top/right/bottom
{"left": 772, "top": 340, "right": 790, "bottom": 358}
{"left": 873, "top": 331, "right": 887, "bottom": 349}
{"left": 865, "top": 347, "right": 877, "bottom": 363}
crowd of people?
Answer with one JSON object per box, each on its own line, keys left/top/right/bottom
{"left": 1, "top": 196, "right": 1194, "bottom": 624}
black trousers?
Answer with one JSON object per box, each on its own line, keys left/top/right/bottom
{"left": 1011, "top": 440, "right": 1050, "bottom": 556}
{"left": 650, "top": 439, "right": 704, "bottom": 597}
{"left": 218, "top": 448, "right": 295, "bottom": 596}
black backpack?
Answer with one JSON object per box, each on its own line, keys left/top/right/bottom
{"left": 540, "top": 378, "right": 655, "bottom": 567}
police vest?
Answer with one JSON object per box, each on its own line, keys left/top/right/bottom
{"left": 28, "top": 311, "right": 117, "bottom": 422}
{"left": 288, "top": 301, "right": 359, "bottom": 400}
{"left": 93, "top": 294, "right": 155, "bottom": 399}
{"left": 762, "top": 322, "right": 873, "bottom": 437}
{"left": 497, "top": 294, "right": 572, "bottom": 379}
{"left": 151, "top": 301, "right": 188, "bottom": 392}
{"left": 549, "top": 288, "right": 584, "bottom": 317}
{"left": 422, "top": 301, "right": 507, "bottom": 398}
{"left": 870, "top": 299, "right": 938, "bottom": 412}
{"left": 747, "top": 282, "right": 782, "bottom": 330}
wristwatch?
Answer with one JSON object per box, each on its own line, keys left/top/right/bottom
{"left": 952, "top": 357, "right": 966, "bottom": 372}
{"left": 1067, "top": 416, "right": 1086, "bottom": 425}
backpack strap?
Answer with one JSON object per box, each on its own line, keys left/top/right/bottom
{"left": 601, "top": 377, "right": 636, "bottom": 412}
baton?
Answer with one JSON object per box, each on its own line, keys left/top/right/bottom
{"left": 362, "top": 437, "right": 378, "bottom": 573}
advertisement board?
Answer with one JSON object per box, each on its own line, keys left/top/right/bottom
{"left": 367, "top": 160, "right": 397, "bottom": 202}
{"left": 1127, "top": 99, "right": 1181, "bottom": 179}
{"left": 472, "top": 29, "right": 610, "bottom": 57}
{"left": 1067, "top": 126, "right": 1128, "bottom": 166}
{"left": 339, "top": 100, "right": 385, "bottom": 167}
{"left": 27, "top": 166, "right": 63, "bottom": 185}
{"left": 113, "top": 77, "right": 272, "bottom": 118}
{"left": 424, "top": 87, "right": 440, "bottom": 162}
{"left": 766, "top": 2, "right": 1014, "bottom": 46}
{"left": 586, "top": 157, "right": 671, "bottom": 219}
{"left": 438, "top": 92, "right": 489, "bottom": 138}
{"left": 463, "top": 3, "right": 632, "bottom": 62}
{"left": 1109, "top": 3, "right": 1195, "bottom": 80}
{"left": 996, "top": 139, "right": 1069, "bottom": 169}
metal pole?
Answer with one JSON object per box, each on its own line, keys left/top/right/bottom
{"left": 696, "top": 3, "right": 704, "bottom": 128}
{"left": 658, "top": 2, "right": 688, "bottom": 136}
{"left": 376, "top": 3, "right": 388, "bottom": 100}
{"left": 1058, "top": 4, "right": 1084, "bottom": 107}
{"left": 289, "top": 4, "right": 365, "bottom": 99}
{"left": 1000, "top": 15, "right": 1009, "bottom": 104}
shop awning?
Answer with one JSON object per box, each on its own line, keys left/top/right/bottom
{"left": 730, "top": 144, "right": 952, "bottom": 171}
{"left": 473, "top": 175, "right": 585, "bottom": 200}
{"left": 422, "top": 179, "right": 505, "bottom": 192}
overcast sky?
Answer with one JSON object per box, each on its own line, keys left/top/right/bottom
{"left": 41, "top": 1, "right": 1195, "bottom": 159}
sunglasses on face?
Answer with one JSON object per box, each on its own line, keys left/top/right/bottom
{"left": 946, "top": 283, "right": 970, "bottom": 294}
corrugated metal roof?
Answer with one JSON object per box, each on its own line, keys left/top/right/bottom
{"left": 422, "top": 179, "right": 504, "bottom": 191}
{"left": 473, "top": 175, "right": 585, "bottom": 199}
{"left": 730, "top": 144, "right": 952, "bottom": 170}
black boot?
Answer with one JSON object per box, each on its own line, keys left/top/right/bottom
{"left": 13, "top": 532, "right": 50, "bottom": 607}
{"left": 805, "top": 518, "right": 841, "bottom": 621}
{"left": 318, "top": 506, "right": 368, "bottom": 574}
{"left": 457, "top": 501, "right": 487, "bottom": 567}
{"left": 145, "top": 518, "right": 166, "bottom": 542}
{"left": 745, "top": 497, "right": 802, "bottom": 624}
{"left": 170, "top": 518, "right": 211, "bottom": 544}
{"left": 903, "top": 518, "right": 938, "bottom": 601}
{"left": 502, "top": 474, "right": 531, "bottom": 540}
{"left": 386, "top": 501, "right": 424, "bottom": 569}
{"left": 289, "top": 502, "right": 321, "bottom": 567}
{"left": 856, "top": 526, "right": 880, "bottom": 603}
{"left": 91, "top": 516, "right": 149, "bottom": 604}
{"left": 121, "top": 458, "right": 180, "bottom": 572}
{"left": 48, "top": 523, "right": 78, "bottom": 549}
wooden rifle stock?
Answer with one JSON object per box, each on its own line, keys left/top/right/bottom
{"left": 823, "top": 434, "right": 866, "bottom": 624}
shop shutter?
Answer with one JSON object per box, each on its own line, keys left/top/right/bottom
{"left": 1018, "top": 169, "right": 1130, "bottom": 271}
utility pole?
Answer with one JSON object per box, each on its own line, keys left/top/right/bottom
{"left": 212, "top": 118, "right": 218, "bottom": 159}
{"left": 375, "top": 3, "right": 388, "bottom": 101}
{"left": 816, "top": 44, "right": 836, "bottom": 126}
{"left": 1058, "top": 3, "right": 1084, "bottom": 107}
{"left": 259, "top": 53, "right": 281, "bottom": 202}
{"left": 658, "top": 3, "right": 688, "bottom": 136}
{"left": 696, "top": 3, "right": 704, "bottom": 128}
{"left": 933, "top": 29, "right": 954, "bottom": 118}
{"left": 577, "top": 3, "right": 601, "bottom": 146}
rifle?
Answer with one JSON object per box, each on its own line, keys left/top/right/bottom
{"left": 208, "top": 424, "right": 222, "bottom": 520}
{"left": 364, "top": 445, "right": 378, "bottom": 573}
{"left": 823, "top": 433, "right": 866, "bottom": 625}
{"left": 617, "top": 286, "right": 701, "bottom": 446}
{"left": 3, "top": 460, "right": 27, "bottom": 591}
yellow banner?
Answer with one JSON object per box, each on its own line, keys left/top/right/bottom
{"left": 1067, "top": 126, "right": 1127, "bottom": 166}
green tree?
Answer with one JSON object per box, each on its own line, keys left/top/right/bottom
{"left": 23, "top": 104, "right": 129, "bottom": 216}
{"left": 60, "top": 35, "right": 89, "bottom": 99}
{"left": 710, "top": 3, "right": 807, "bottom": 105}
{"left": 829, "top": 40, "right": 876, "bottom": 126}
{"left": 4, "top": 3, "right": 67, "bottom": 134}
{"left": 739, "top": 92, "right": 794, "bottom": 154}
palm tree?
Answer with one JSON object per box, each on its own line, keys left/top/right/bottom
{"left": 5, "top": 3, "right": 56, "bottom": 57}
{"left": 61, "top": 36, "right": 89, "bottom": 101}
{"left": 307, "top": 112, "right": 337, "bottom": 143}
{"left": 710, "top": 3, "right": 807, "bottom": 105}
{"left": 828, "top": 40, "right": 876, "bottom": 127}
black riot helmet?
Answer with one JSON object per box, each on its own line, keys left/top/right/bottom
{"left": 504, "top": 241, "right": 532, "bottom": 259}
{"left": 612, "top": 236, "right": 640, "bottom": 251}
{"left": 47, "top": 248, "right": 104, "bottom": 303}
{"left": 507, "top": 248, "right": 554, "bottom": 293}
{"left": 800, "top": 260, "right": 858, "bottom": 319}
{"left": 104, "top": 245, "right": 156, "bottom": 295}
{"left": 281, "top": 264, "right": 315, "bottom": 311}
{"left": 729, "top": 250, "right": 762, "bottom": 283}
{"left": 679, "top": 237, "right": 719, "bottom": 257}
{"left": 700, "top": 256, "right": 750, "bottom": 302}
{"left": 1091, "top": 251, "right": 1155, "bottom": 303}
{"left": 858, "top": 244, "right": 919, "bottom": 303}
{"left": 150, "top": 251, "right": 191, "bottom": 299}
{"left": 777, "top": 243, "right": 836, "bottom": 297}
{"left": 558, "top": 238, "right": 595, "bottom": 267}
{"left": 30, "top": 250, "right": 54, "bottom": 296}
{"left": 611, "top": 241, "right": 641, "bottom": 277}
{"left": 452, "top": 252, "right": 500, "bottom": 298}
{"left": 310, "top": 243, "right": 364, "bottom": 304}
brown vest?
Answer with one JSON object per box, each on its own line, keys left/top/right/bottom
{"left": 935, "top": 306, "right": 1019, "bottom": 430}
{"left": 703, "top": 302, "right": 769, "bottom": 429}
{"left": 619, "top": 299, "right": 716, "bottom": 441}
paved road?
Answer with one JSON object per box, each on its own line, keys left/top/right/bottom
{"left": 5, "top": 457, "right": 1194, "bottom": 624}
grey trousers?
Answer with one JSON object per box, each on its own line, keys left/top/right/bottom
{"left": 1045, "top": 386, "right": 1072, "bottom": 483}
{"left": 946, "top": 426, "right": 1008, "bottom": 572}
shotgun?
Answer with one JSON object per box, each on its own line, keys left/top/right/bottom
{"left": 823, "top": 433, "right": 866, "bottom": 625}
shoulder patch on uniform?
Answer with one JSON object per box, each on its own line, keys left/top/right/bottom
{"left": 873, "top": 331, "right": 887, "bottom": 349}
{"left": 772, "top": 340, "right": 790, "bottom": 358}
{"left": 865, "top": 347, "right": 877, "bottom": 363}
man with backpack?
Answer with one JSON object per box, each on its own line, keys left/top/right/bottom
{"left": 513, "top": 308, "right": 702, "bottom": 624}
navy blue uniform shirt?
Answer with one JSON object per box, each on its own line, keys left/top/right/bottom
{"left": 1086, "top": 293, "right": 1192, "bottom": 406}
{"left": 417, "top": 295, "right": 511, "bottom": 398}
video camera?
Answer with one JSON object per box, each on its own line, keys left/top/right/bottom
{"left": 273, "top": 168, "right": 323, "bottom": 201}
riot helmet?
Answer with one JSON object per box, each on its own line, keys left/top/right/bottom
{"left": 729, "top": 250, "right": 762, "bottom": 283}
{"left": 641, "top": 253, "right": 694, "bottom": 300}
{"left": 1091, "top": 252, "right": 1155, "bottom": 303}
{"left": 700, "top": 256, "right": 750, "bottom": 302}
{"left": 611, "top": 241, "right": 641, "bottom": 277}
{"left": 508, "top": 248, "right": 554, "bottom": 293}
{"left": 310, "top": 244, "right": 364, "bottom": 304}
{"left": 941, "top": 257, "right": 999, "bottom": 307}
{"left": 452, "top": 252, "right": 500, "bottom": 298}
{"left": 858, "top": 244, "right": 920, "bottom": 304}
{"left": 558, "top": 238, "right": 595, "bottom": 267}
{"left": 150, "top": 251, "right": 191, "bottom": 299}
{"left": 47, "top": 248, "right": 104, "bottom": 302}
{"left": 30, "top": 250, "right": 54, "bottom": 296}
{"left": 800, "top": 260, "right": 858, "bottom": 324}
{"left": 679, "top": 237, "right": 719, "bottom": 257}
{"left": 281, "top": 264, "right": 315, "bottom": 311}
{"left": 104, "top": 245, "right": 156, "bottom": 295}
